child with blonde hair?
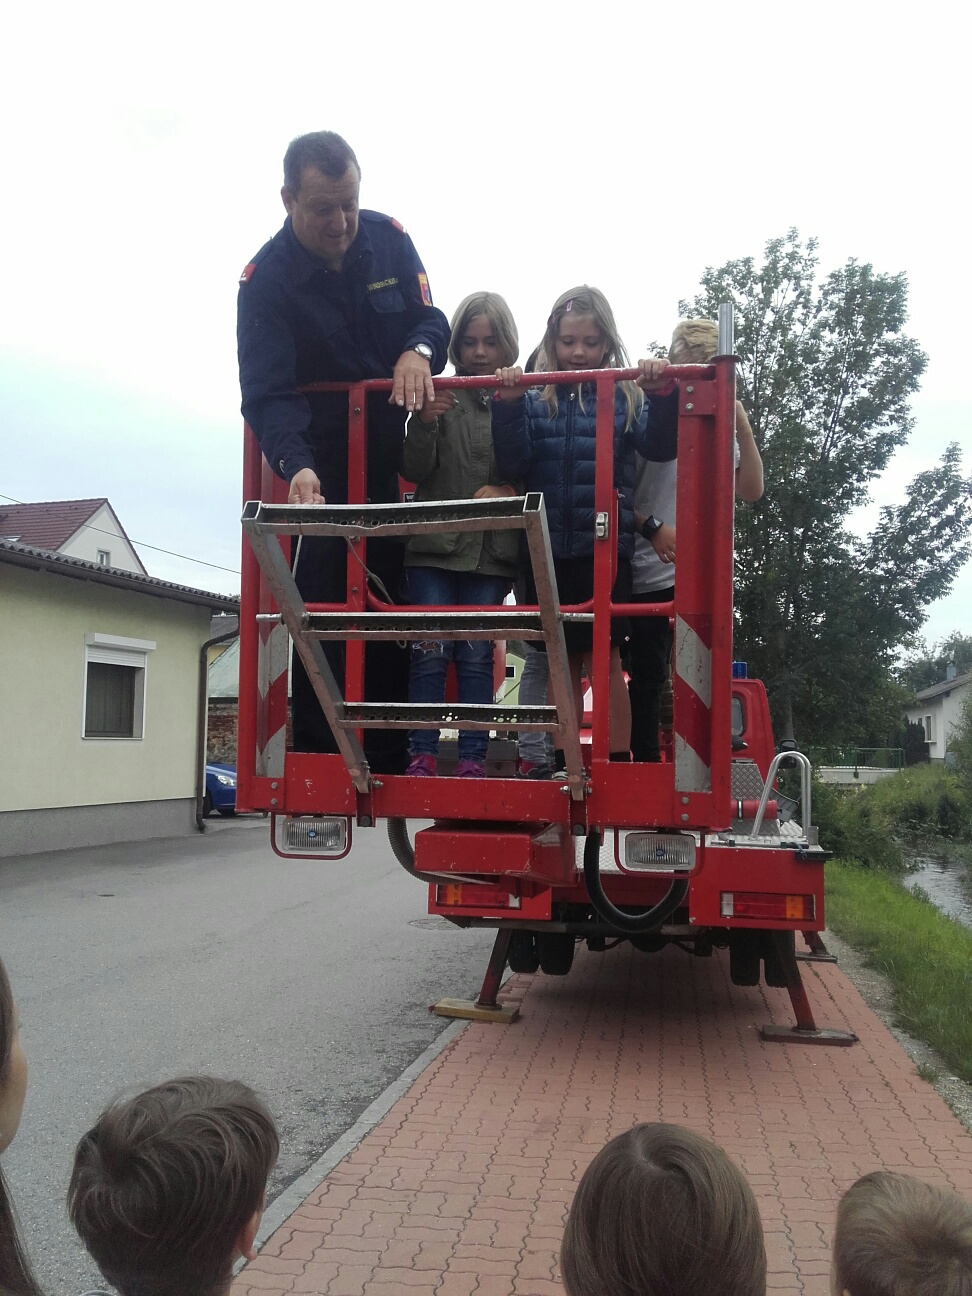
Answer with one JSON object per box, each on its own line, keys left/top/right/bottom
{"left": 561, "top": 1122, "right": 766, "bottom": 1296}
{"left": 402, "top": 291, "right": 521, "bottom": 778}
{"left": 629, "top": 316, "right": 763, "bottom": 761}
{"left": 832, "top": 1171, "right": 972, "bottom": 1296}
{"left": 493, "top": 285, "right": 669, "bottom": 760}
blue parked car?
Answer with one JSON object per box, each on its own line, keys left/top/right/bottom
{"left": 204, "top": 763, "right": 237, "bottom": 817}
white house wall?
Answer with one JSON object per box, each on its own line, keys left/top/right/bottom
{"left": 57, "top": 502, "right": 144, "bottom": 573}
{"left": 0, "top": 565, "right": 211, "bottom": 854}
{"left": 905, "top": 681, "right": 970, "bottom": 761}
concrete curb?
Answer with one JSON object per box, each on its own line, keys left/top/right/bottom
{"left": 253, "top": 1018, "right": 467, "bottom": 1252}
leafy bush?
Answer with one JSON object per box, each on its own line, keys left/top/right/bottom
{"left": 867, "top": 763, "right": 972, "bottom": 839}
{"left": 949, "top": 689, "right": 972, "bottom": 801}
{"left": 813, "top": 779, "right": 903, "bottom": 871}
{"left": 813, "top": 764, "right": 972, "bottom": 868}
{"left": 902, "top": 719, "right": 929, "bottom": 766}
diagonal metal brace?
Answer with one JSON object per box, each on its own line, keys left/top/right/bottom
{"left": 521, "top": 502, "right": 585, "bottom": 800}
{"left": 242, "top": 523, "right": 371, "bottom": 793}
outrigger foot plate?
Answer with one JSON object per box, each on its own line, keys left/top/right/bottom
{"left": 759, "top": 1024, "right": 858, "bottom": 1046}
{"left": 430, "top": 997, "right": 519, "bottom": 1025}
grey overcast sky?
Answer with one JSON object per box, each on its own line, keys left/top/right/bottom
{"left": 1, "top": 0, "right": 968, "bottom": 645}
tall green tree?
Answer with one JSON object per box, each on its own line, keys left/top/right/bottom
{"left": 898, "top": 631, "right": 972, "bottom": 695}
{"left": 683, "top": 230, "right": 972, "bottom": 743}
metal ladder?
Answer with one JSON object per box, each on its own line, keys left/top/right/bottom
{"left": 241, "top": 491, "right": 587, "bottom": 799}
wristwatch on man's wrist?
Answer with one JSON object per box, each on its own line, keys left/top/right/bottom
{"left": 641, "top": 515, "right": 664, "bottom": 541}
{"left": 411, "top": 343, "right": 433, "bottom": 363}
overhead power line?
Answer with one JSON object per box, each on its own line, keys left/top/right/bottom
{"left": 0, "top": 492, "right": 241, "bottom": 577}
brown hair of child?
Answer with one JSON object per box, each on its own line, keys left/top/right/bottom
{"left": 833, "top": 1171, "right": 972, "bottom": 1296}
{"left": 560, "top": 1122, "right": 766, "bottom": 1296}
{"left": 68, "top": 1075, "right": 279, "bottom": 1296}
{"left": 1, "top": 954, "right": 43, "bottom": 1296}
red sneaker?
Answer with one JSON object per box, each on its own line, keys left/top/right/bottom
{"left": 455, "top": 758, "right": 486, "bottom": 778}
{"left": 517, "top": 760, "right": 554, "bottom": 779}
{"left": 405, "top": 754, "right": 437, "bottom": 777}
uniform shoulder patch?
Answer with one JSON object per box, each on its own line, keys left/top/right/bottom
{"left": 418, "top": 272, "right": 432, "bottom": 306}
{"left": 239, "top": 262, "right": 257, "bottom": 284}
{"left": 361, "top": 210, "right": 405, "bottom": 233}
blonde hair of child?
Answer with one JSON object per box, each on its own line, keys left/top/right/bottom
{"left": 539, "top": 285, "right": 642, "bottom": 432}
{"left": 669, "top": 317, "right": 719, "bottom": 364}
{"left": 447, "top": 292, "right": 519, "bottom": 374}
{"left": 833, "top": 1171, "right": 972, "bottom": 1296}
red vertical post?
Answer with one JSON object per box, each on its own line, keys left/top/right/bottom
{"left": 237, "top": 424, "right": 263, "bottom": 808}
{"left": 708, "top": 357, "right": 736, "bottom": 825}
{"left": 671, "top": 363, "right": 734, "bottom": 827}
{"left": 591, "top": 375, "right": 616, "bottom": 766}
{"left": 345, "top": 384, "right": 369, "bottom": 710}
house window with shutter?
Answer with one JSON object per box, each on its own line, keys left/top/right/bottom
{"left": 82, "top": 634, "right": 156, "bottom": 740}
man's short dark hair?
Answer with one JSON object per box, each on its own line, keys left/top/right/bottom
{"left": 283, "top": 131, "right": 360, "bottom": 196}
{"left": 68, "top": 1076, "right": 279, "bottom": 1296}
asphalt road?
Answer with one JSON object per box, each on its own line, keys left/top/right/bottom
{"left": 0, "top": 817, "right": 494, "bottom": 1295}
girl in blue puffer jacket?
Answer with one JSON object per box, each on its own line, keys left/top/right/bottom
{"left": 492, "top": 286, "right": 670, "bottom": 760}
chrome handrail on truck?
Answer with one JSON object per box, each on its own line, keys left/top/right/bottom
{"left": 750, "top": 749, "right": 814, "bottom": 839}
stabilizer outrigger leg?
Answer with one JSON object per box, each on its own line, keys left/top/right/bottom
{"left": 796, "top": 929, "right": 838, "bottom": 963}
{"left": 759, "top": 931, "right": 858, "bottom": 1046}
{"left": 430, "top": 929, "right": 520, "bottom": 1025}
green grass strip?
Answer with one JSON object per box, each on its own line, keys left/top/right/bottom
{"left": 826, "top": 860, "right": 972, "bottom": 1084}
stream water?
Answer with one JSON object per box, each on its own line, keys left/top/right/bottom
{"left": 902, "top": 847, "right": 972, "bottom": 927}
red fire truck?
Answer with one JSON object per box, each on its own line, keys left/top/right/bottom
{"left": 237, "top": 306, "right": 856, "bottom": 1045}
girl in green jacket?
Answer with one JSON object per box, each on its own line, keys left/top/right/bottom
{"left": 402, "top": 292, "right": 521, "bottom": 779}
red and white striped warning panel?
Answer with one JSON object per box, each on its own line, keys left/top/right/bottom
{"left": 673, "top": 614, "right": 712, "bottom": 793}
{"left": 256, "top": 620, "right": 288, "bottom": 779}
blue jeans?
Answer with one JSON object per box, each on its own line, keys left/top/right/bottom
{"left": 518, "top": 646, "right": 553, "bottom": 766}
{"left": 406, "top": 566, "right": 510, "bottom": 759}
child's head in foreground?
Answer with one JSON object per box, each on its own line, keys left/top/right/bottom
{"left": 560, "top": 1122, "right": 766, "bottom": 1296}
{"left": 669, "top": 317, "right": 719, "bottom": 365}
{"left": 2, "top": 954, "right": 42, "bottom": 1296}
{"left": 68, "top": 1075, "right": 279, "bottom": 1296}
{"left": 833, "top": 1171, "right": 972, "bottom": 1296}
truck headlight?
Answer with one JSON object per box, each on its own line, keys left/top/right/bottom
{"left": 623, "top": 832, "right": 695, "bottom": 872}
{"left": 272, "top": 816, "right": 350, "bottom": 859}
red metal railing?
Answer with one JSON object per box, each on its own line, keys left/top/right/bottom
{"left": 237, "top": 361, "right": 736, "bottom": 833}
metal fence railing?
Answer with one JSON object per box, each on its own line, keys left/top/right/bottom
{"left": 807, "top": 747, "right": 905, "bottom": 770}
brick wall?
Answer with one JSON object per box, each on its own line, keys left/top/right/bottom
{"left": 207, "top": 700, "right": 238, "bottom": 764}
{"left": 206, "top": 701, "right": 293, "bottom": 767}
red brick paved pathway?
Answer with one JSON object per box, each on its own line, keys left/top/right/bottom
{"left": 236, "top": 944, "right": 972, "bottom": 1296}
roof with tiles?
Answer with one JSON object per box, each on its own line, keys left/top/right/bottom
{"left": 914, "top": 669, "right": 972, "bottom": 702}
{"left": 0, "top": 539, "right": 239, "bottom": 612}
{"left": 0, "top": 498, "right": 109, "bottom": 550}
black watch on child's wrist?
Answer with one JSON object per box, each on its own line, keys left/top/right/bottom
{"left": 641, "top": 515, "right": 664, "bottom": 540}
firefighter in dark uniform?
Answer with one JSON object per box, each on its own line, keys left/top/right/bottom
{"left": 238, "top": 130, "right": 450, "bottom": 769}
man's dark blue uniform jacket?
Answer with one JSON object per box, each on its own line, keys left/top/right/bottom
{"left": 237, "top": 211, "right": 450, "bottom": 503}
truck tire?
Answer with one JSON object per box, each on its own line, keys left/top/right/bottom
{"left": 762, "top": 931, "right": 795, "bottom": 988}
{"left": 537, "top": 933, "right": 575, "bottom": 976}
{"left": 729, "top": 932, "right": 761, "bottom": 986}
{"left": 507, "top": 931, "right": 540, "bottom": 974}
